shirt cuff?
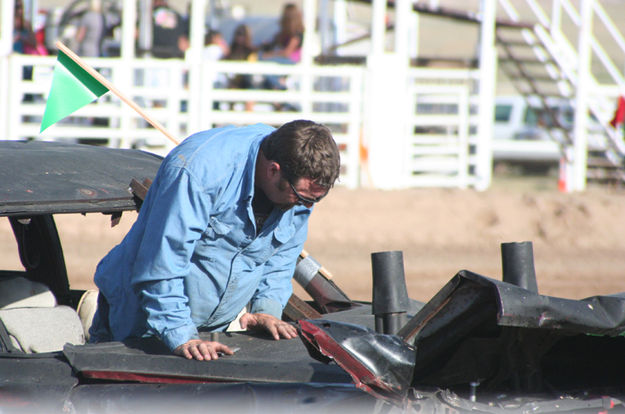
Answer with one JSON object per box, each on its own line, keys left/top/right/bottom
{"left": 249, "top": 298, "right": 283, "bottom": 320}
{"left": 160, "top": 323, "right": 200, "bottom": 351}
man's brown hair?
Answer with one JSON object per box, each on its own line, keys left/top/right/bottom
{"left": 261, "top": 120, "right": 340, "bottom": 188}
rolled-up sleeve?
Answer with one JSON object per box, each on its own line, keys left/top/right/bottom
{"left": 131, "top": 166, "right": 213, "bottom": 350}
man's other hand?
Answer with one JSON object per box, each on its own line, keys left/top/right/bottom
{"left": 173, "top": 339, "right": 234, "bottom": 361}
{"left": 239, "top": 312, "right": 298, "bottom": 340}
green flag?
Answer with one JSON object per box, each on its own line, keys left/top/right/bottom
{"left": 40, "top": 49, "right": 109, "bottom": 132}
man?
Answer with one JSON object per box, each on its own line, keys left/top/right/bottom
{"left": 75, "top": 0, "right": 105, "bottom": 57}
{"left": 89, "top": 120, "right": 340, "bottom": 361}
{"left": 151, "top": 0, "right": 188, "bottom": 58}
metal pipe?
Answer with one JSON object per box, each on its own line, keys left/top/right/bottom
{"left": 501, "top": 241, "right": 539, "bottom": 293}
{"left": 371, "top": 250, "right": 410, "bottom": 335}
{"left": 293, "top": 254, "right": 352, "bottom": 313}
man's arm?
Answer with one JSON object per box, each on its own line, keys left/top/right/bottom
{"left": 130, "top": 167, "right": 215, "bottom": 352}
{"left": 243, "top": 216, "right": 309, "bottom": 339}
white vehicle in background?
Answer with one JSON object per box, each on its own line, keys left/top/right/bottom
{"left": 492, "top": 95, "right": 565, "bottom": 169}
{"left": 492, "top": 95, "right": 607, "bottom": 171}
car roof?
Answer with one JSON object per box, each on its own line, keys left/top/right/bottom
{"left": 0, "top": 140, "right": 163, "bottom": 216}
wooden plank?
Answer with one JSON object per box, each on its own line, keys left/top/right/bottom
{"left": 284, "top": 294, "right": 322, "bottom": 321}
{"left": 129, "top": 178, "right": 150, "bottom": 201}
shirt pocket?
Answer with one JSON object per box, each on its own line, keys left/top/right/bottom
{"left": 272, "top": 223, "right": 295, "bottom": 245}
{"left": 196, "top": 216, "right": 234, "bottom": 264}
{"left": 203, "top": 215, "right": 232, "bottom": 240}
{"left": 263, "top": 223, "right": 297, "bottom": 262}
{"left": 245, "top": 223, "right": 295, "bottom": 266}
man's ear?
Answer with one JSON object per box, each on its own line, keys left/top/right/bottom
{"left": 267, "top": 161, "right": 281, "bottom": 180}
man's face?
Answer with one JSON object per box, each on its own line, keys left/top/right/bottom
{"left": 271, "top": 177, "right": 329, "bottom": 211}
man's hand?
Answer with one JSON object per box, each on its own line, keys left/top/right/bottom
{"left": 173, "top": 339, "right": 234, "bottom": 361}
{"left": 239, "top": 312, "right": 298, "bottom": 340}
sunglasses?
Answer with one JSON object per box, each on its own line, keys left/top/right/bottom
{"left": 288, "top": 181, "right": 327, "bottom": 205}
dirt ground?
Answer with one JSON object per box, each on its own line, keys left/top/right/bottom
{"left": 304, "top": 178, "right": 625, "bottom": 303}
{"left": 3, "top": 173, "right": 625, "bottom": 305}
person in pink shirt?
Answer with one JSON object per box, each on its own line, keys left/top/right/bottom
{"left": 259, "top": 4, "right": 304, "bottom": 91}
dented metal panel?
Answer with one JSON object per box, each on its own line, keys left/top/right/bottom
{"left": 299, "top": 319, "right": 416, "bottom": 404}
{"left": 404, "top": 270, "right": 625, "bottom": 393}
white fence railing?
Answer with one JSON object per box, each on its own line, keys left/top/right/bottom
{"left": 3, "top": 53, "right": 483, "bottom": 190}
{"left": 3, "top": 1, "right": 625, "bottom": 192}
{"left": 404, "top": 68, "right": 480, "bottom": 188}
{"left": 4, "top": 54, "right": 366, "bottom": 188}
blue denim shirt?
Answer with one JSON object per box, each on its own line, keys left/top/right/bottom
{"left": 93, "top": 124, "right": 311, "bottom": 350}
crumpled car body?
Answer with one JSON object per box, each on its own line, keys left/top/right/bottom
{"left": 299, "top": 270, "right": 625, "bottom": 411}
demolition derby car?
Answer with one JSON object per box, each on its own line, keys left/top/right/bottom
{"left": 2, "top": 139, "right": 625, "bottom": 414}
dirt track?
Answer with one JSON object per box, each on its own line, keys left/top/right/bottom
{"left": 304, "top": 183, "right": 625, "bottom": 302}
{"left": 3, "top": 175, "right": 624, "bottom": 304}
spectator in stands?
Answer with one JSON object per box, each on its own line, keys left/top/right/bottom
{"left": 225, "top": 24, "right": 257, "bottom": 90}
{"left": 202, "top": 29, "right": 229, "bottom": 61}
{"left": 151, "top": 0, "right": 188, "bottom": 58}
{"left": 226, "top": 24, "right": 256, "bottom": 62}
{"left": 13, "top": 0, "right": 42, "bottom": 88}
{"left": 194, "top": 29, "right": 230, "bottom": 94}
{"left": 32, "top": 9, "right": 49, "bottom": 56}
{"left": 261, "top": 3, "right": 304, "bottom": 64}
{"left": 224, "top": 24, "right": 258, "bottom": 111}
{"left": 12, "top": 1, "right": 37, "bottom": 55}
{"left": 76, "top": 0, "right": 105, "bottom": 57}
{"left": 259, "top": 4, "right": 304, "bottom": 92}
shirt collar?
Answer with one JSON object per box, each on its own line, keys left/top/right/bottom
{"left": 243, "top": 134, "right": 266, "bottom": 201}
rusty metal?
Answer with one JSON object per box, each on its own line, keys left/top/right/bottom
{"left": 129, "top": 178, "right": 150, "bottom": 201}
{"left": 284, "top": 294, "right": 322, "bottom": 321}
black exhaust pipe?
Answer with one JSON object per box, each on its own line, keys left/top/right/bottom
{"left": 371, "top": 250, "right": 410, "bottom": 335}
{"left": 501, "top": 241, "right": 538, "bottom": 293}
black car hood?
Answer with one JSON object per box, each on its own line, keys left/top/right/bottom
{"left": 63, "top": 330, "right": 353, "bottom": 385}
{"left": 0, "top": 140, "right": 162, "bottom": 216}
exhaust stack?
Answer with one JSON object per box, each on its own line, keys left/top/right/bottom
{"left": 371, "top": 250, "right": 410, "bottom": 335}
{"left": 501, "top": 241, "right": 538, "bottom": 293}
